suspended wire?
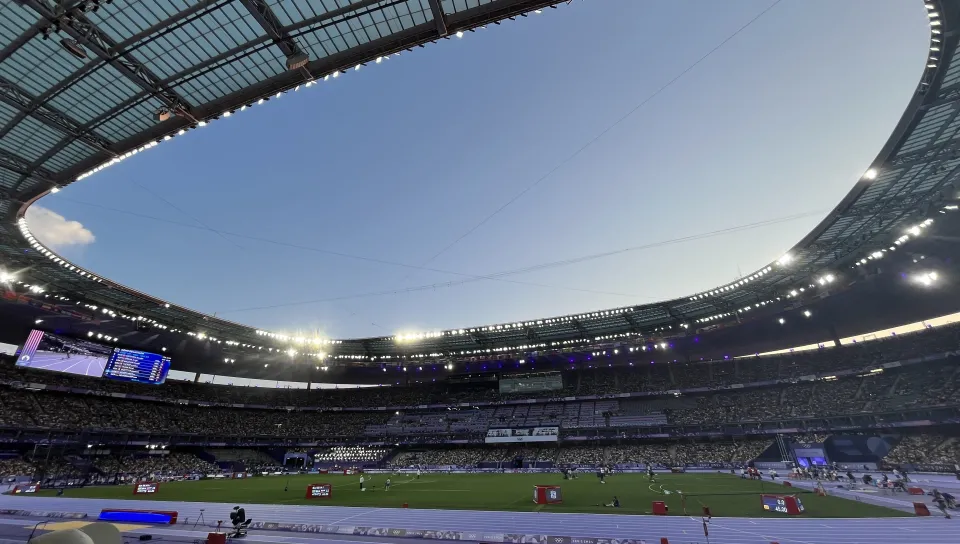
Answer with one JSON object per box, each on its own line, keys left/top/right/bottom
{"left": 55, "top": 196, "right": 645, "bottom": 299}
{"left": 406, "top": 0, "right": 785, "bottom": 271}
{"left": 216, "top": 209, "right": 824, "bottom": 314}
{"left": 129, "top": 180, "right": 245, "bottom": 251}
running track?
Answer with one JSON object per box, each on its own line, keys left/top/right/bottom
{"left": 18, "top": 352, "right": 106, "bottom": 377}
{"left": 0, "top": 496, "right": 955, "bottom": 544}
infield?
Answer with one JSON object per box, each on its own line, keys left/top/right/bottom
{"left": 25, "top": 473, "right": 907, "bottom": 518}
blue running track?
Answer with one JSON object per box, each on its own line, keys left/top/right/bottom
{"left": 0, "top": 495, "right": 955, "bottom": 544}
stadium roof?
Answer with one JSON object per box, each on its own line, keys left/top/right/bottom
{"left": 0, "top": 0, "right": 958, "bottom": 362}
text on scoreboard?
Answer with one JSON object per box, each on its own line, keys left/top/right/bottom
{"left": 760, "top": 494, "right": 804, "bottom": 515}
{"left": 305, "top": 483, "right": 332, "bottom": 499}
{"left": 133, "top": 482, "right": 160, "bottom": 494}
{"left": 485, "top": 426, "right": 559, "bottom": 443}
{"left": 104, "top": 349, "right": 171, "bottom": 385}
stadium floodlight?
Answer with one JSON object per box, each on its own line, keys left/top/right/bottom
{"left": 0, "top": 272, "right": 14, "bottom": 283}
{"left": 456, "top": 31, "right": 464, "bottom": 38}
{"left": 777, "top": 253, "right": 793, "bottom": 266}
{"left": 803, "top": 310, "right": 812, "bottom": 318}
{"left": 914, "top": 271, "right": 939, "bottom": 286}
{"left": 778, "top": 318, "right": 785, "bottom": 325}
{"left": 285, "top": 52, "right": 309, "bottom": 71}
{"left": 50, "top": 187, "right": 60, "bottom": 193}
{"left": 863, "top": 168, "right": 878, "bottom": 181}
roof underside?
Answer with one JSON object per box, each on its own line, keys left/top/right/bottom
{"left": 0, "top": 0, "right": 957, "bottom": 359}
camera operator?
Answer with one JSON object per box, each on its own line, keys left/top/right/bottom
{"left": 229, "top": 506, "right": 248, "bottom": 537}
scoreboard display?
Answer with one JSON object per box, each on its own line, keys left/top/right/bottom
{"left": 103, "top": 349, "right": 171, "bottom": 385}
{"left": 134, "top": 482, "right": 160, "bottom": 494}
{"left": 13, "top": 484, "right": 39, "bottom": 494}
{"left": 761, "top": 494, "right": 804, "bottom": 515}
{"left": 306, "top": 483, "right": 332, "bottom": 499}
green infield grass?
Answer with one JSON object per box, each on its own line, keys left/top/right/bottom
{"left": 24, "top": 473, "right": 907, "bottom": 518}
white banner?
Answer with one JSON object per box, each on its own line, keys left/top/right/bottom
{"left": 484, "top": 426, "right": 559, "bottom": 443}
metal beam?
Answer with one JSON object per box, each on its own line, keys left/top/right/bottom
{"left": 0, "top": 75, "right": 113, "bottom": 151}
{"left": 622, "top": 314, "right": 640, "bottom": 333}
{"left": 19, "top": 0, "right": 196, "bottom": 120}
{"left": 0, "top": 149, "right": 55, "bottom": 183}
{"left": 239, "top": 0, "right": 309, "bottom": 70}
{"left": 889, "top": 139, "right": 960, "bottom": 169}
{"left": 571, "top": 319, "right": 588, "bottom": 337}
{"left": 0, "top": 20, "right": 43, "bottom": 65}
{"left": 427, "top": 0, "right": 449, "bottom": 37}
{"left": 113, "top": 0, "right": 229, "bottom": 52}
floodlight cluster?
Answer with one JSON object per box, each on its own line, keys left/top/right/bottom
{"left": 255, "top": 330, "right": 340, "bottom": 346}
{"left": 18, "top": 218, "right": 101, "bottom": 283}
{"left": 688, "top": 266, "right": 774, "bottom": 301}
{"left": 86, "top": 331, "right": 117, "bottom": 342}
{"left": 914, "top": 271, "right": 939, "bottom": 286}
{"left": 853, "top": 219, "right": 933, "bottom": 267}
{"left": 928, "top": 4, "right": 943, "bottom": 69}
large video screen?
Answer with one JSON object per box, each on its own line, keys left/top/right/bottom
{"left": 499, "top": 372, "right": 563, "bottom": 394}
{"left": 17, "top": 329, "right": 113, "bottom": 377}
{"left": 103, "top": 348, "right": 170, "bottom": 385}
{"left": 17, "top": 330, "right": 171, "bottom": 384}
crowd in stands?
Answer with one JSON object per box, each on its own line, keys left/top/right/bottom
{"left": 0, "top": 457, "right": 34, "bottom": 478}
{"left": 0, "top": 356, "right": 955, "bottom": 438}
{"left": 0, "top": 452, "right": 219, "bottom": 480}
{"left": 387, "top": 440, "right": 775, "bottom": 468}
{"left": 0, "top": 324, "right": 955, "bottom": 440}
{"left": 885, "top": 434, "right": 959, "bottom": 466}
{"left": 1, "top": 321, "right": 958, "bottom": 408}
{"left": 92, "top": 453, "right": 219, "bottom": 479}
{"left": 2, "top": 431, "right": 956, "bottom": 480}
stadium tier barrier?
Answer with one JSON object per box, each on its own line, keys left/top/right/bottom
{"left": 248, "top": 520, "right": 650, "bottom": 544}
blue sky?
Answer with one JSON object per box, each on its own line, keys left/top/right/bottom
{"left": 33, "top": 0, "right": 929, "bottom": 339}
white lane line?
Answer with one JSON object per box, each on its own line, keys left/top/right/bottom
{"left": 329, "top": 509, "right": 381, "bottom": 525}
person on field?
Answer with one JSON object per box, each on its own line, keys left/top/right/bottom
{"left": 933, "top": 489, "right": 952, "bottom": 518}
{"left": 359, "top": 475, "right": 366, "bottom": 491}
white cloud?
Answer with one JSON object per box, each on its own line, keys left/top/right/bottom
{"left": 25, "top": 206, "right": 95, "bottom": 250}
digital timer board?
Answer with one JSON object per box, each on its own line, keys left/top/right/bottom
{"left": 306, "top": 483, "right": 332, "bottom": 499}
{"left": 133, "top": 482, "right": 160, "bottom": 494}
{"left": 103, "top": 349, "right": 171, "bottom": 385}
{"left": 761, "top": 494, "right": 804, "bottom": 515}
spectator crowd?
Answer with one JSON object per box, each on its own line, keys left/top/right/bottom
{"left": 0, "top": 324, "right": 954, "bottom": 442}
